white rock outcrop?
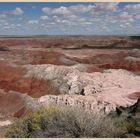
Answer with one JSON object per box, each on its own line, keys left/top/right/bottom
{"left": 24, "top": 64, "right": 140, "bottom": 113}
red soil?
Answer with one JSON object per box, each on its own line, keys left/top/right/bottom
{"left": 29, "top": 51, "right": 65, "bottom": 65}
{"left": 0, "top": 62, "right": 60, "bottom": 97}
{"left": 13, "top": 106, "right": 32, "bottom": 118}
{"left": 0, "top": 36, "right": 139, "bottom": 48}
{"left": 0, "top": 93, "right": 25, "bottom": 115}
{"left": 100, "top": 60, "right": 140, "bottom": 71}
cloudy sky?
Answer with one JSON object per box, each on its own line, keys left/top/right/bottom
{"left": 0, "top": 2, "right": 140, "bottom": 36}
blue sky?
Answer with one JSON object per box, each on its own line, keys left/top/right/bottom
{"left": 0, "top": 2, "right": 140, "bottom": 35}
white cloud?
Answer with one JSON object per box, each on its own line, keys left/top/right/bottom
{"left": 42, "top": 6, "right": 71, "bottom": 16}
{"left": 118, "top": 12, "right": 134, "bottom": 22}
{"left": 40, "top": 15, "right": 48, "bottom": 21}
{"left": 69, "top": 4, "right": 95, "bottom": 14}
{"left": 94, "top": 3, "right": 119, "bottom": 13}
{"left": 1, "top": 3, "right": 140, "bottom": 35}
{"left": 28, "top": 20, "right": 38, "bottom": 24}
{"left": 53, "top": 6, "right": 71, "bottom": 15}
{"left": 0, "top": 14, "right": 7, "bottom": 18}
{"left": 16, "top": 24, "right": 21, "bottom": 27}
{"left": 40, "top": 3, "right": 137, "bottom": 33}
{"left": 11, "top": 8, "right": 24, "bottom": 16}
{"left": 41, "top": 3, "right": 121, "bottom": 28}
{"left": 123, "top": 4, "right": 140, "bottom": 22}
{"left": 120, "top": 22, "right": 132, "bottom": 28}
{"left": 42, "top": 7, "right": 51, "bottom": 14}
{"left": 124, "top": 4, "right": 140, "bottom": 14}
{"left": 3, "top": 26, "right": 11, "bottom": 29}
{"left": 42, "top": 3, "right": 119, "bottom": 16}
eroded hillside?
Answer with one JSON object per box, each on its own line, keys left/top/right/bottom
{"left": 0, "top": 36, "right": 140, "bottom": 136}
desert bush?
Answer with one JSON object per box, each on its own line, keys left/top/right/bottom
{"left": 5, "top": 106, "right": 126, "bottom": 138}
{"left": 5, "top": 107, "right": 60, "bottom": 138}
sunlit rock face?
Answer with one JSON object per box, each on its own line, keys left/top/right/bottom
{"left": 24, "top": 64, "right": 140, "bottom": 113}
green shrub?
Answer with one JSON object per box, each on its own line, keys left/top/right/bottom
{"left": 5, "top": 107, "right": 60, "bottom": 138}
{"left": 5, "top": 106, "right": 126, "bottom": 138}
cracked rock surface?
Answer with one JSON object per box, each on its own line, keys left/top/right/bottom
{"left": 24, "top": 64, "right": 140, "bottom": 113}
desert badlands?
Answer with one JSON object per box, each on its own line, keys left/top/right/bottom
{"left": 0, "top": 36, "right": 140, "bottom": 137}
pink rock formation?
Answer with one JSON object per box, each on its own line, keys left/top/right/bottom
{"left": 25, "top": 64, "right": 140, "bottom": 113}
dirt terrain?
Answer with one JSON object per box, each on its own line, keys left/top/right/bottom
{"left": 0, "top": 36, "right": 140, "bottom": 136}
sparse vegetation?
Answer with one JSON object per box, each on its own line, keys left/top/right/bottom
{"left": 5, "top": 106, "right": 129, "bottom": 138}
